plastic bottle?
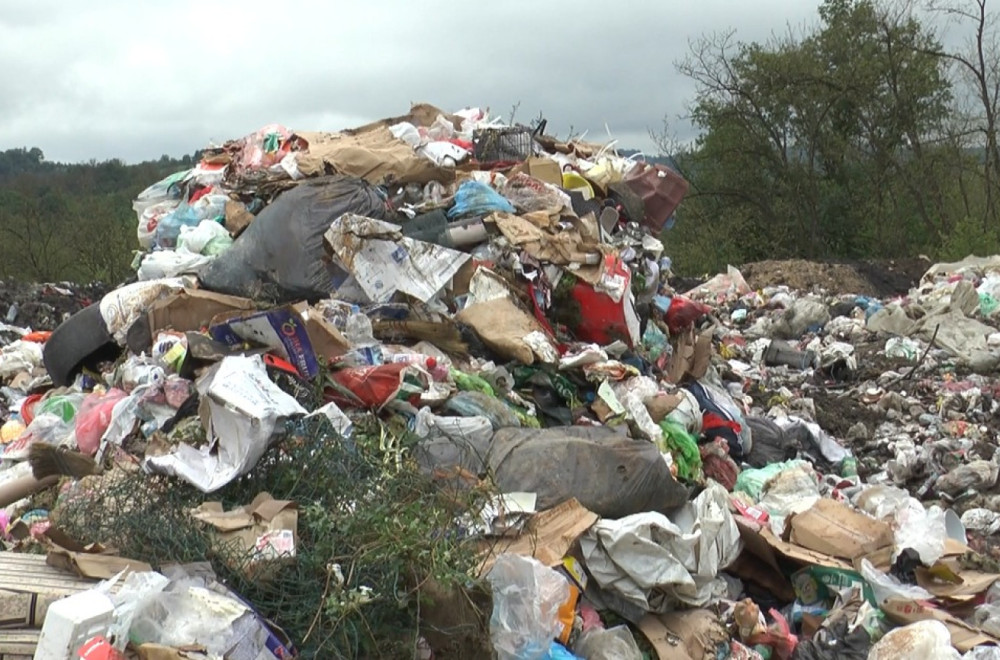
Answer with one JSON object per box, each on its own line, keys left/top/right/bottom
{"left": 343, "top": 309, "right": 382, "bottom": 366}
{"left": 385, "top": 352, "right": 450, "bottom": 381}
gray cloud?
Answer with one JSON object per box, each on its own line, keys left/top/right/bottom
{"left": 0, "top": 0, "right": 823, "bottom": 163}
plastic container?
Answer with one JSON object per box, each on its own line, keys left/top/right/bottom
{"left": 562, "top": 172, "right": 595, "bottom": 200}
{"left": 34, "top": 589, "right": 115, "bottom": 660}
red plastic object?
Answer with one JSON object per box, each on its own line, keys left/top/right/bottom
{"left": 624, "top": 162, "right": 690, "bottom": 231}
{"left": 75, "top": 389, "right": 128, "bottom": 456}
{"left": 20, "top": 393, "right": 42, "bottom": 425}
{"left": 77, "top": 636, "right": 125, "bottom": 660}
{"left": 326, "top": 363, "right": 408, "bottom": 410}
{"left": 22, "top": 331, "right": 52, "bottom": 344}
{"left": 665, "top": 295, "right": 711, "bottom": 334}
{"left": 566, "top": 257, "right": 640, "bottom": 347}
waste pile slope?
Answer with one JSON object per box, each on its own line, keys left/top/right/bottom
{"left": 1, "top": 103, "right": 1000, "bottom": 660}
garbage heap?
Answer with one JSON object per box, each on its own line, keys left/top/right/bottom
{"left": 1, "top": 103, "right": 1000, "bottom": 659}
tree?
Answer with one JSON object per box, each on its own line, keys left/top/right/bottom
{"left": 661, "top": 0, "right": 961, "bottom": 273}
{"left": 921, "top": 0, "right": 1000, "bottom": 227}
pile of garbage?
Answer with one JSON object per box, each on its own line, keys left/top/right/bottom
{"left": 3, "top": 103, "right": 1000, "bottom": 659}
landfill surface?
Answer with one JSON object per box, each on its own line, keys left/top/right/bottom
{"left": 4, "top": 104, "right": 1000, "bottom": 659}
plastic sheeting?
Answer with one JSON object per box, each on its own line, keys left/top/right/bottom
{"left": 580, "top": 482, "right": 742, "bottom": 612}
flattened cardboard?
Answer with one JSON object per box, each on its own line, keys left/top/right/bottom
{"left": 477, "top": 498, "right": 598, "bottom": 575}
{"left": 788, "top": 498, "right": 893, "bottom": 561}
{"left": 224, "top": 200, "right": 254, "bottom": 237}
{"left": 491, "top": 213, "right": 597, "bottom": 266}
{"left": 294, "top": 303, "right": 349, "bottom": 362}
{"left": 883, "top": 598, "right": 1000, "bottom": 652}
{"left": 148, "top": 288, "right": 255, "bottom": 335}
{"left": 137, "top": 644, "right": 210, "bottom": 660}
{"left": 511, "top": 157, "right": 564, "bottom": 187}
{"left": 192, "top": 492, "right": 298, "bottom": 568}
{"left": 667, "top": 328, "right": 712, "bottom": 384}
{"left": 638, "top": 609, "right": 729, "bottom": 660}
{"left": 45, "top": 548, "right": 151, "bottom": 580}
{"left": 294, "top": 126, "right": 455, "bottom": 186}
{"left": 914, "top": 556, "right": 1000, "bottom": 602}
{"left": 736, "top": 518, "right": 851, "bottom": 570}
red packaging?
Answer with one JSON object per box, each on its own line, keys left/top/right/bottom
{"left": 566, "top": 256, "right": 640, "bottom": 347}
{"left": 665, "top": 295, "right": 711, "bottom": 335}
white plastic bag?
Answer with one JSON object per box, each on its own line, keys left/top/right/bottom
{"left": 860, "top": 559, "right": 934, "bottom": 605}
{"left": 137, "top": 250, "right": 214, "bottom": 281}
{"left": 894, "top": 500, "right": 947, "bottom": 564}
{"left": 573, "top": 625, "right": 641, "bottom": 660}
{"left": 868, "top": 620, "right": 960, "bottom": 660}
{"left": 487, "top": 554, "right": 570, "bottom": 660}
{"left": 177, "top": 219, "right": 232, "bottom": 255}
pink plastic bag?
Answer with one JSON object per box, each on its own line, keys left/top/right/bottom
{"left": 75, "top": 389, "right": 127, "bottom": 456}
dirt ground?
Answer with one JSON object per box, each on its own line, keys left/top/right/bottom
{"left": 0, "top": 281, "right": 107, "bottom": 331}
{"left": 739, "top": 258, "right": 932, "bottom": 298}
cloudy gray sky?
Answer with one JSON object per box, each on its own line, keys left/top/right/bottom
{"left": 0, "top": 0, "right": 899, "bottom": 164}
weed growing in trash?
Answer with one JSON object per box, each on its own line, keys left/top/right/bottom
{"left": 54, "top": 413, "right": 493, "bottom": 659}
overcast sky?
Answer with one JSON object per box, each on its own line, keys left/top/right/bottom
{"left": 0, "top": 0, "right": 893, "bottom": 164}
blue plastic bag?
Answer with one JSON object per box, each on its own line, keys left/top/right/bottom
{"left": 447, "top": 180, "right": 515, "bottom": 219}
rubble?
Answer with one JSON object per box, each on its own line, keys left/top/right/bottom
{"left": 2, "top": 102, "right": 1000, "bottom": 658}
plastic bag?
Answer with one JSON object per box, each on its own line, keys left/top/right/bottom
{"left": 177, "top": 219, "right": 233, "bottom": 256}
{"left": 965, "top": 646, "right": 1000, "bottom": 659}
{"left": 573, "top": 625, "right": 641, "bottom": 660}
{"left": 659, "top": 419, "right": 702, "bottom": 481}
{"left": 136, "top": 250, "right": 214, "bottom": 281}
{"left": 137, "top": 199, "right": 181, "bottom": 250}
{"left": 154, "top": 193, "right": 229, "bottom": 249}
{"left": 447, "top": 180, "right": 515, "bottom": 219}
{"left": 200, "top": 175, "right": 388, "bottom": 302}
{"left": 757, "top": 464, "right": 822, "bottom": 536}
{"left": 735, "top": 460, "right": 809, "bottom": 501}
{"left": 868, "top": 620, "right": 960, "bottom": 660}
{"left": 664, "top": 295, "right": 712, "bottom": 334}
{"left": 2, "top": 412, "right": 75, "bottom": 461}
{"left": 853, "top": 485, "right": 911, "bottom": 521}
{"left": 744, "top": 416, "right": 798, "bottom": 468}
{"left": 75, "top": 389, "right": 128, "bottom": 456}
{"left": 132, "top": 170, "right": 188, "bottom": 223}
{"left": 859, "top": 559, "right": 933, "bottom": 605}
{"left": 893, "top": 500, "right": 947, "bottom": 564}
{"left": 487, "top": 554, "right": 570, "bottom": 660}
{"left": 973, "top": 603, "right": 1000, "bottom": 637}
{"left": 105, "top": 571, "right": 170, "bottom": 652}
{"left": 488, "top": 426, "right": 688, "bottom": 518}
{"left": 499, "top": 172, "right": 570, "bottom": 213}
{"left": 0, "top": 339, "right": 43, "bottom": 379}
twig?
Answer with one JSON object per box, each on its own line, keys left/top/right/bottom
{"left": 890, "top": 323, "right": 940, "bottom": 386}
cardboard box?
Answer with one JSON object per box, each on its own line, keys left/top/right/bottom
{"left": 787, "top": 499, "right": 893, "bottom": 561}
{"left": 511, "top": 156, "right": 564, "bottom": 187}
{"left": 209, "top": 304, "right": 348, "bottom": 379}
{"left": 148, "top": 288, "right": 256, "bottom": 335}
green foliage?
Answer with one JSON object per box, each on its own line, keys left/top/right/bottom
{"left": 665, "top": 0, "right": 988, "bottom": 275}
{"left": 0, "top": 148, "right": 191, "bottom": 284}
{"left": 55, "top": 413, "right": 490, "bottom": 659}
{"left": 939, "top": 215, "right": 1000, "bottom": 261}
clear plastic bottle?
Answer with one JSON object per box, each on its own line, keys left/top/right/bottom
{"left": 343, "top": 309, "right": 382, "bottom": 366}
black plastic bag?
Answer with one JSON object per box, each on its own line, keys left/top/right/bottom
{"left": 199, "top": 175, "right": 388, "bottom": 302}
{"left": 744, "top": 416, "right": 799, "bottom": 468}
